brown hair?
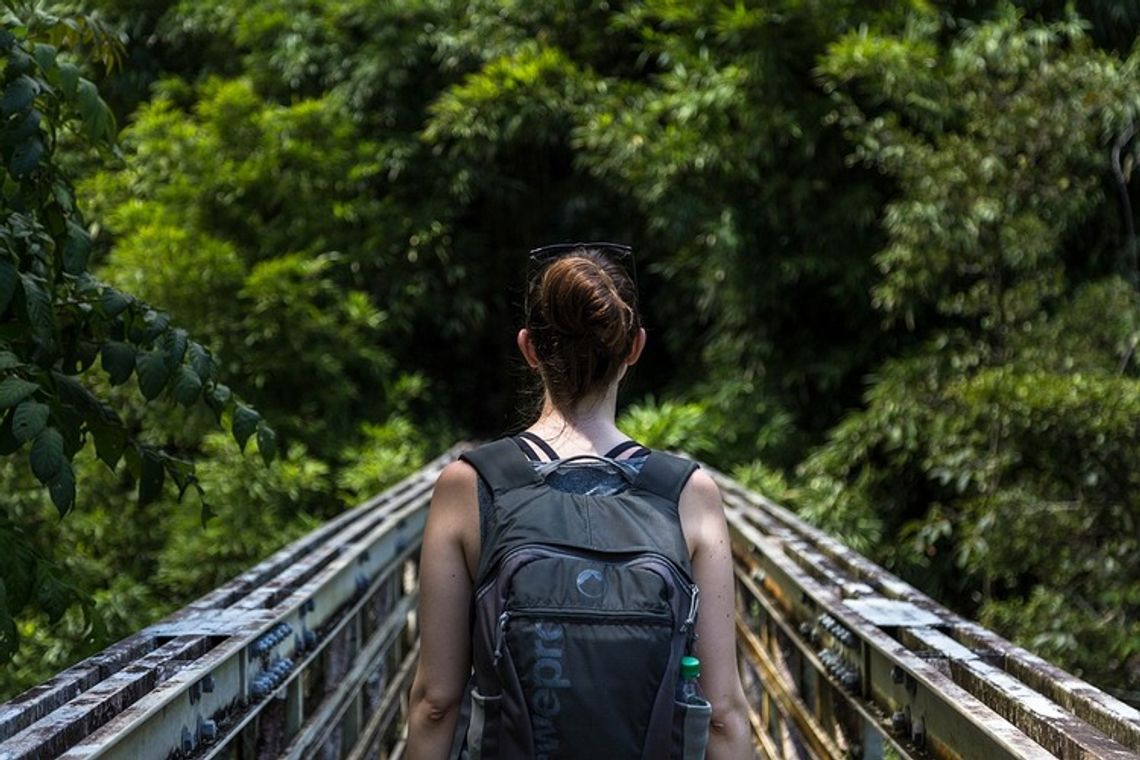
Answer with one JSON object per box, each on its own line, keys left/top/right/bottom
{"left": 525, "top": 248, "right": 642, "bottom": 409}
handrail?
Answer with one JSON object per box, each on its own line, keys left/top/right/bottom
{"left": 1, "top": 445, "right": 1137, "bottom": 760}
{"left": 0, "top": 443, "right": 464, "bottom": 760}
{"left": 706, "top": 462, "right": 1140, "bottom": 759}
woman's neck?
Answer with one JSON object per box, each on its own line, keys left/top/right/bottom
{"left": 527, "top": 384, "right": 628, "bottom": 456}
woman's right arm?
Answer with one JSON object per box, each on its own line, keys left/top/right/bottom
{"left": 681, "top": 469, "right": 755, "bottom": 760}
{"left": 406, "top": 461, "right": 478, "bottom": 760}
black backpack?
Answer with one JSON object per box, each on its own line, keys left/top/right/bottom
{"left": 457, "top": 437, "right": 712, "bottom": 760}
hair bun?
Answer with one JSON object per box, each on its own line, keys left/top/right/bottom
{"left": 527, "top": 250, "right": 641, "bottom": 406}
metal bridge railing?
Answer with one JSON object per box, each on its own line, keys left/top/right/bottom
{"left": 2, "top": 444, "right": 1139, "bottom": 759}
{"left": 711, "top": 467, "right": 1140, "bottom": 760}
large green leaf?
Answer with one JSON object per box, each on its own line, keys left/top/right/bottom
{"left": 33, "top": 43, "right": 57, "bottom": 76}
{"left": 47, "top": 460, "right": 75, "bottom": 517}
{"left": 66, "top": 340, "right": 99, "bottom": 374}
{"left": 58, "top": 62, "right": 79, "bottom": 100}
{"left": 100, "top": 287, "right": 130, "bottom": 318}
{"left": 232, "top": 404, "right": 260, "bottom": 452}
{"left": 76, "top": 78, "right": 108, "bottom": 142}
{"left": 3, "top": 47, "right": 33, "bottom": 76}
{"left": 0, "top": 351, "right": 21, "bottom": 370}
{"left": 172, "top": 364, "right": 202, "bottom": 406}
{"left": 74, "top": 78, "right": 114, "bottom": 143}
{"left": 89, "top": 413, "right": 127, "bottom": 470}
{"left": 9, "top": 136, "right": 44, "bottom": 177}
{"left": 0, "top": 76, "right": 37, "bottom": 116}
{"left": 256, "top": 422, "right": 277, "bottom": 465}
{"left": 61, "top": 222, "right": 91, "bottom": 275}
{"left": 11, "top": 400, "right": 48, "bottom": 443}
{"left": 162, "top": 327, "right": 188, "bottom": 368}
{"left": 100, "top": 341, "right": 135, "bottom": 385}
{"left": 206, "top": 382, "right": 231, "bottom": 420}
{"left": 29, "top": 427, "right": 63, "bottom": 483}
{"left": 0, "top": 377, "right": 38, "bottom": 408}
{"left": 135, "top": 350, "right": 170, "bottom": 400}
{"left": 188, "top": 342, "right": 216, "bottom": 380}
{"left": 20, "top": 275, "right": 54, "bottom": 346}
{"left": 5, "top": 108, "right": 41, "bottom": 143}
{"left": 143, "top": 310, "right": 171, "bottom": 342}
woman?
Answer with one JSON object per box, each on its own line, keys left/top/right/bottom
{"left": 408, "top": 243, "right": 752, "bottom": 759}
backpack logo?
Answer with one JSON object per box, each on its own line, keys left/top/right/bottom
{"left": 575, "top": 568, "right": 606, "bottom": 598}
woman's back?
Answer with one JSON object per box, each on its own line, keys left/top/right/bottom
{"left": 406, "top": 243, "right": 752, "bottom": 759}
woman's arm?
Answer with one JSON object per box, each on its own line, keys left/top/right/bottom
{"left": 406, "top": 460, "right": 478, "bottom": 760}
{"left": 681, "top": 469, "right": 754, "bottom": 760}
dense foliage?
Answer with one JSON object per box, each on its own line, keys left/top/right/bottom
{"left": 0, "top": 0, "right": 279, "bottom": 670}
{"left": 2, "top": 0, "right": 1139, "bottom": 706}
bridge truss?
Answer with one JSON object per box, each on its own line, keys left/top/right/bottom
{"left": 1, "top": 444, "right": 1138, "bottom": 759}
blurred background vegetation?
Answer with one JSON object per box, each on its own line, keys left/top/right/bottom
{"left": 2, "top": 0, "right": 1140, "bottom": 707}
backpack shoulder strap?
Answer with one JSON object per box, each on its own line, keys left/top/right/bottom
{"left": 632, "top": 450, "right": 699, "bottom": 503}
{"left": 459, "top": 437, "right": 541, "bottom": 494}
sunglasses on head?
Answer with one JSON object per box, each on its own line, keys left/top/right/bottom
{"left": 525, "top": 242, "right": 638, "bottom": 317}
{"left": 526, "top": 241, "right": 637, "bottom": 287}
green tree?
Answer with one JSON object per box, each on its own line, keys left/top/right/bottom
{"left": 797, "top": 7, "right": 1140, "bottom": 694}
{"left": 7, "top": 0, "right": 1140, "bottom": 707}
{"left": 82, "top": 75, "right": 400, "bottom": 456}
{"left": 0, "top": 0, "right": 274, "bottom": 666}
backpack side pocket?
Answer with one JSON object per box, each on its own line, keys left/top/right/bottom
{"left": 466, "top": 688, "right": 501, "bottom": 760}
{"left": 671, "top": 696, "right": 711, "bottom": 760}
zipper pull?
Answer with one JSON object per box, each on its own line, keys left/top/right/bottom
{"left": 684, "top": 585, "right": 700, "bottom": 631}
{"left": 493, "top": 612, "right": 511, "bottom": 664}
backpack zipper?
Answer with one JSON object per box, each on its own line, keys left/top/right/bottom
{"left": 494, "top": 611, "right": 511, "bottom": 664}
{"left": 493, "top": 607, "right": 671, "bottom": 666}
{"left": 625, "top": 553, "right": 701, "bottom": 633}
{"left": 480, "top": 545, "right": 698, "bottom": 603}
{"left": 480, "top": 545, "right": 702, "bottom": 663}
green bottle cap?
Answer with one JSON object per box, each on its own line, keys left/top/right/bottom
{"left": 680, "top": 655, "right": 701, "bottom": 679}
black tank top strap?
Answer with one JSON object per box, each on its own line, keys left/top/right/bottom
{"left": 514, "top": 430, "right": 559, "bottom": 461}
{"left": 604, "top": 439, "right": 649, "bottom": 460}
{"left": 511, "top": 435, "right": 541, "bottom": 461}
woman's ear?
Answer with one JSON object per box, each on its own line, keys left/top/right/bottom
{"left": 517, "top": 328, "right": 541, "bottom": 369}
{"left": 624, "top": 328, "right": 647, "bottom": 366}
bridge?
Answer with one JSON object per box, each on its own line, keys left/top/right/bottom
{"left": 2, "top": 444, "right": 1139, "bottom": 759}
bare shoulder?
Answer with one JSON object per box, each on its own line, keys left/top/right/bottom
{"left": 679, "top": 466, "right": 723, "bottom": 517}
{"left": 434, "top": 458, "right": 478, "bottom": 497}
{"left": 677, "top": 466, "right": 725, "bottom": 556}
{"left": 428, "top": 459, "right": 481, "bottom": 577}
{"left": 682, "top": 466, "right": 720, "bottom": 501}
{"left": 429, "top": 459, "right": 480, "bottom": 521}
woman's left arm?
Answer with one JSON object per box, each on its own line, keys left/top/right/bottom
{"left": 406, "top": 460, "right": 478, "bottom": 760}
{"left": 682, "top": 469, "right": 754, "bottom": 759}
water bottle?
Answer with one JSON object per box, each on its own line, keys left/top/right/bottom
{"left": 676, "top": 655, "right": 703, "bottom": 703}
{"left": 675, "top": 655, "right": 711, "bottom": 759}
